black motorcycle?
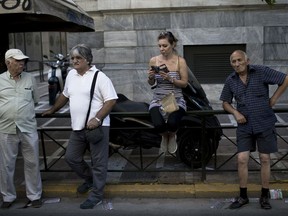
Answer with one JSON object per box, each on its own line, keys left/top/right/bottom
{"left": 109, "top": 69, "right": 222, "bottom": 168}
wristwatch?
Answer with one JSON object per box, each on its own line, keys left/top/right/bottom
{"left": 94, "top": 117, "right": 102, "bottom": 124}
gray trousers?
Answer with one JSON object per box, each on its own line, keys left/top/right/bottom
{"left": 65, "top": 126, "right": 109, "bottom": 201}
{"left": 0, "top": 129, "right": 42, "bottom": 202}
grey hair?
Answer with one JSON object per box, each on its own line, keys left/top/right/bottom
{"left": 70, "top": 44, "right": 93, "bottom": 65}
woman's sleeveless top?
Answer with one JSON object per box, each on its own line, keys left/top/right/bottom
{"left": 149, "top": 56, "right": 186, "bottom": 111}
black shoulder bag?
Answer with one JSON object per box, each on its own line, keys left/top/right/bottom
{"left": 84, "top": 70, "right": 104, "bottom": 143}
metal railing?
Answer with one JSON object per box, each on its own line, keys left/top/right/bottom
{"left": 36, "top": 108, "right": 288, "bottom": 181}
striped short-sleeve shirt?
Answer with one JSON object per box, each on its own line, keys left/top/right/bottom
{"left": 220, "top": 65, "right": 287, "bottom": 133}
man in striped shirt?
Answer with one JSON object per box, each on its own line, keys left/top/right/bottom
{"left": 220, "top": 50, "right": 288, "bottom": 210}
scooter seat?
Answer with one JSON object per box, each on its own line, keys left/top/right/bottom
{"left": 113, "top": 94, "right": 149, "bottom": 112}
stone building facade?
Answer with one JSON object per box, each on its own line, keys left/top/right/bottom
{"left": 9, "top": 0, "right": 288, "bottom": 106}
{"left": 68, "top": 0, "right": 288, "bottom": 106}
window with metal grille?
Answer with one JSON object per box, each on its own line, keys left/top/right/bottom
{"left": 184, "top": 44, "right": 246, "bottom": 84}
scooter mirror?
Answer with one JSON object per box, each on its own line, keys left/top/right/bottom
{"left": 57, "top": 54, "right": 64, "bottom": 60}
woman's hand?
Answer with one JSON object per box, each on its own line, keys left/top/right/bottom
{"left": 148, "top": 68, "right": 156, "bottom": 80}
{"left": 159, "top": 71, "right": 173, "bottom": 82}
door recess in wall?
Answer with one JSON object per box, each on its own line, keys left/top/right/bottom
{"left": 184, "top": 44, "right": 246, "bottom": 84}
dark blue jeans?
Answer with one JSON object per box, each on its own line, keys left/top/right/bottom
{"left": 149, "top": 106, "right": 186, "bottom": 134}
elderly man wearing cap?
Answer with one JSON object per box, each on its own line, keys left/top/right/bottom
{"left": 0, "top": 49, "right": 42, "bottom": 209}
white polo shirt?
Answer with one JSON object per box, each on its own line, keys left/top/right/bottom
{"left": 63, "top": 66, "right": 118, "bottom": 130}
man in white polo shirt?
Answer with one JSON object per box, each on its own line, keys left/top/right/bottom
{"left": 42, "top": 44, "right": 118, "bottom": 209}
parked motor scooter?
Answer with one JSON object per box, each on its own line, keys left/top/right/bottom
{"left": 109, "top": 68, "right": 223, "bottom": 168}
{"left": 43, "top": 50, "right": 70, "bottom": 105}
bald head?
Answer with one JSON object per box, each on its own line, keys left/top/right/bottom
{"left": 230, "top": 50, "right": 248, "bottom": 63}
{"left": 229, "top": 50, "right": 250, "bottom": 75}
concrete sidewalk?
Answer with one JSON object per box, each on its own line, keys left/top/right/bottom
{"left": 40, "top": 181, "right": 288, "bottom": 198}
{"left": 15, "top": 171, "right": 288, "bottom": 199}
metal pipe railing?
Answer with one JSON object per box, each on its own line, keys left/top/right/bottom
{"left": 36, "top": 108, "right": 288, "bottom": 181}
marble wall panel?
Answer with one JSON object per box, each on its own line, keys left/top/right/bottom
{"left": 264, "top": 44, "right": 288, "bottom": 61}
{"left": 105, "top": 48, "right": 136, "bottom": 63}
{"left": 67, "top": 32, "right": 104, "bottom": 49}
{"left": 96, "top": 0, "right": 285, "bottom": 10}
{"left": 104, "top": 14, "right": 133, "bottom": 31}
{"left": 104, "top": 31, "right": 137, "bottom": 47}
{"left": 245, "top": 10, "right": 288, "bottom": 27}
{"left": 137, "top": 30, "right": 161, "bottom": 46}
{"left": 103, "top": 63, "right": 147, "bottom": 70}
{"left": 134, "top": 13, "right": 171, "bottom": 30}
{"left": 246, "top": 43, "right": 264, "bottom": 65}
{"left": 171, "top": 11, "right": 244, "bottom": 29}
{"left": 103, "top": 65, "right": 148, "bottom": 102}
{"left": 175, "top": 27, "right": 245, "bottom": 45}
{"left": 104, "top": 70, "right": 133, "bottom": 98}
{"left": 74, "top": 0, "right": 98, "bottom": 12}
{"left": 174, "top": 27, "right": 263, "bottom": 45}
{"left": 98, "top": 0, "right": 132, "bottom": 10}
{"left": 91, "top": 48, "right": 105, "bottom": 64}
{"left": 245, "top": 27, "right": 263, "bottom": 43}
{"left": 265, "top": 26, "right": 288, "bottom": 43}
{"left": 135, "top": 47, "right": 158, "bottom": 64}
{"left": 104, "top": 68, "right": 152, "bottom": 103}
{"left": 93, "top": 15, "right": 105, "bottom": 32}
{"left": 133, "top": 69, "right": 153, "bottom": 103}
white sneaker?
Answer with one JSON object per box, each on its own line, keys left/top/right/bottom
{"left": 168, "top": 135, "right": 177, "bottom": 154}
{"left": 160, "top": 136, "right": 168, "bottom": 153}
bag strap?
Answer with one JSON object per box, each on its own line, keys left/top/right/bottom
{"left": 85, "top": 70, "right": 99, "bottom": 125}
{"left": 177, "top": 56, "right": 180, "bottom": 72}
